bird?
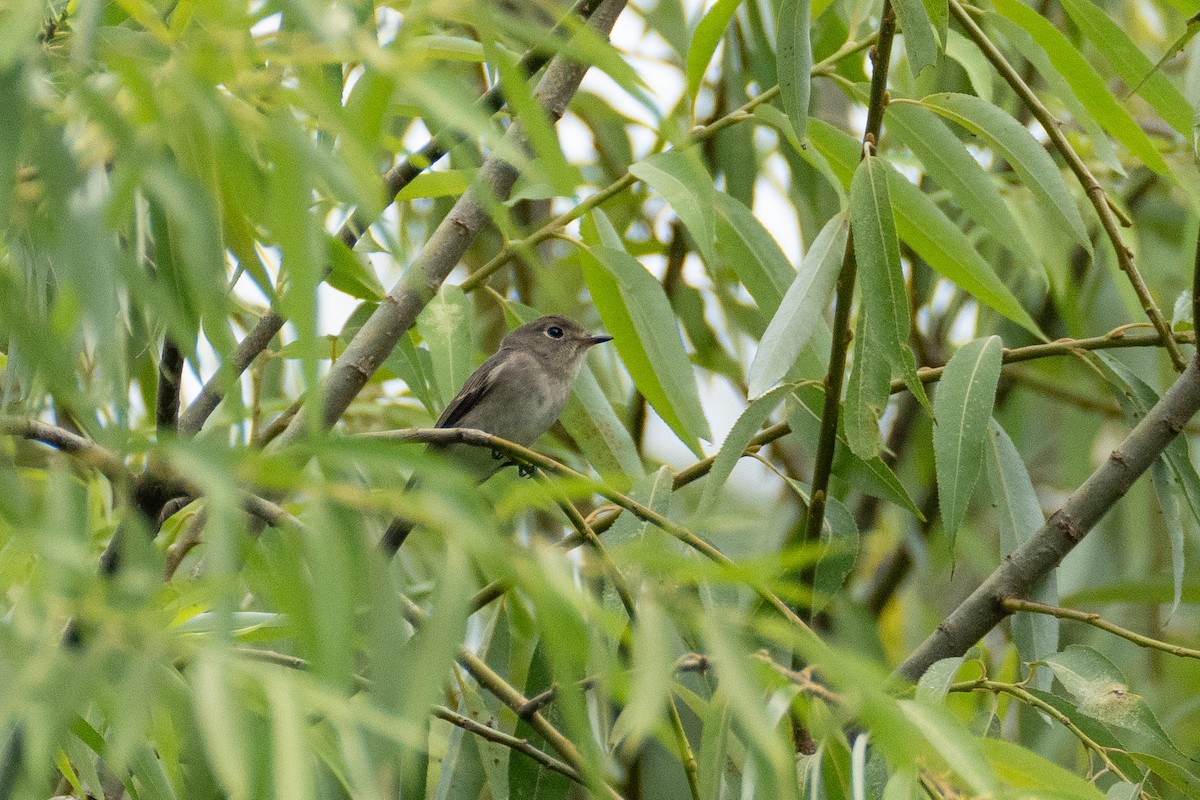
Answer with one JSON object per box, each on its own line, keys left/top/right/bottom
{"left": 381, "top": 314, "right": 613, "bottom": 554}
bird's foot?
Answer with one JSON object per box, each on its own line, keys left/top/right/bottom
{"left": 518, "top": 462, "right": 536, "bottom": 478}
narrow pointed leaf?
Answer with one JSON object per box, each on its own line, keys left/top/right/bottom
{"left": 920, "top": 92, "right": 1091, "bottom": 252}
{"left": 933, "top": 336, "right": 1002, "bottom": 543}
{"left": 582, "top": 244, "right": 712, "bottom": 454}
{"left": 777, "top": 0, "right": 812, "bottom": 142}
{"left": 984, "top": 419, "right": 1058, "bottom": 687}
{"left": 630, "top": 150, "right": 716, "bottom": 261}
{"left": 686, "top": 0, "right": 746, "bottom": 99}
{"left": 748, "top": 212, "right": 847, "bottom": 396}
{"left": 991, "top": 0, "right": 1172, "bottom": 178}
{"left": 713, "top": 191, "right": 796, "bottom": 318}
{"left": 850, "top": 155, "right": 930, "bottom": 410}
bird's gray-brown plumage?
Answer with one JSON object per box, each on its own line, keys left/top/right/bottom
{"left": 381, "top": 315, "right": 612, "bottom": 554}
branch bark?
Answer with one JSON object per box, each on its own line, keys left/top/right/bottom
{"left": 897, "top": 355, "right": 1200, "bottom": 682}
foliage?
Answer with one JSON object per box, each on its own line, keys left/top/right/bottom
{"left": 2, "top": 0, "right": 1200, "bottom": 797}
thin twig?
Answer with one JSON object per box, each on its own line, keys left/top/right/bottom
{"left": 1002, "top": 598, "right": 1200, "bottom": 660}
{"left": 949, "top": 678, "right": 1139, "bottom": 788}
{"left": 432, "top": 705, "right": 584, "bottom": 785}
{"left": 397, "top": 594, "right": 625, "bottom": 800}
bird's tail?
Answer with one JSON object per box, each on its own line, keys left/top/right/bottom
{"left": 380, "top": 473, "right": 421, "bottom": 556}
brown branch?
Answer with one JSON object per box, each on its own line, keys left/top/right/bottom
{"left": 431, "top": 705, "right": 584, "bottom": 785}
{"left": 803, "top": 0, "right": 899, "bottom": 550}
{"left": 1001, "top": 598, "right": 1200, "bottom": 660}
{"left": 949, "top": 0, "right": 1185, "bottom": 371}
{"left": 897, "top": 355, "right": 1200, "bottom": 682}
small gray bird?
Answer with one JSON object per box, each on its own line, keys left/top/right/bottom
{"left": 381, "top": 315, "right": 612, "bottom": 554}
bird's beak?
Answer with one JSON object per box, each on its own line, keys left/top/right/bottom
{"left": 586, "top": 334, "right": 614, "bottom": 347}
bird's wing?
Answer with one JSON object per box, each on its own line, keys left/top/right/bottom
{"left": 434, "top": 350, "right": 508, "bottom": 429}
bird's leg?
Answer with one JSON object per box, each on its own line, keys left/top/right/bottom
{"left": 517, "top": 462, "right": 536, "bottom": 478}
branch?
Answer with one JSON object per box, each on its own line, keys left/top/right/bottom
{"left": 1001, "top": 598, "right": 1200, "bottom": 660}
{"left": 270, "top": 0, "right": 630, "bottom": 445}
{"left": 0, "top": 417, "right": 128, "bottom": 479}
{"left": 156, "top": 338, "right": 184, "bottom": 435}
{"left": 178, "top": 309, "right": 284, "bottom": 437}
{"left": 804, "top": 0, "right": 900, "bottom": 550}
{"left": 949, "top": 0, "right": 1185, "bottom": 371}
{"left": 431, "top": 705, "right": 584, "bottom": 785}
{"left": 0, "top": 416, "right": 301, "bottom": 541}
{"left": 365, "top": 428, "right": 819, "bottom": 639}
{"left": 897, "top": 355, "right": 1200, "bottom": 683}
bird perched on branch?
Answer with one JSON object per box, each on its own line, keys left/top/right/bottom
{"left": 381, "top": 315, "right": 612, "bottom": 554}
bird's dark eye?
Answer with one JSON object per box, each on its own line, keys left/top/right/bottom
{"left": 545, "top": 325, "right": 564, "bottom": 339}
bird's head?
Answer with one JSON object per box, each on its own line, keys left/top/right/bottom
{"left": 501, "top": 315, "right": 613, "bottom": 372}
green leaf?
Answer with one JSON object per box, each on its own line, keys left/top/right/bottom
{"left": 979, "top": 738, "right": 1105, "bottom": 800}
{"left": 849, "top": 155, "right": 930, "bottom": 410}
{"left": 933, "top": 336, "right": 1002, "bottom": 544}
{"left": 487, "top": 38, "right": 579, "bottom": 195}
{"left": 777, "top": 0, "right": 813, "bottom": 142}
{"left": 629, "top": 150, "right": 716, "bottom": 262}
{"left": 686, "top": 0, "right": 746, "bottom": 99}
{"left": 1041, "top": 645, "right": 1182, "bottom": 756}
{"left": 813, "top": 494, "right": 859, "bottom": 608}
{"left": 885, "top": 101, "right": 1038, "bottom": 268}
{"left": 884, "top": 165, "right": 1044, "bottom": 338}
{"left": 984, "top": 419, "right": 1058, "bottom": 688}
{"left": 945, "top": 30, "right": 993, "bottom": 102}
{"left": 582, "top": 244, "right": 712, "bottom": 454}
{"left": 416, "top": 285, "right": 474, "bottom": 411}
{"left": 1058, "top": 0, "right": 1192, "bottom": 137}
{"left": 919, "top": 92, "right": 1091, "bottom": 253}
{"left": 990, "top": 0, "right": 1172, "bottom": 177}
{"left": 395, "top": 170, "right": 471, "bottom": 202}
{"left": 412, "top": 35, "right": 487, "bottom": 62}
{"left": 898, "top": 700, "right": 998, "bottom": 795}
{"left": 1126, "top": 752, "right": 1200, "bottom": 795}
{"left": 693, "top": 384, "right": 794, "bottom": 523}
{"left": 713, "top": 191, "right": 797, "bottom": 319}
{"left": 916, "top": 657, "right": 965, "bottom": 703}
{"left": 326, "top": 236, "right": 385, "bottom": 301}
{"left": 616, "top": 595, "right": 675, "bottom": 746}
{"left": 787, "top": 386, "right": 925, "bottom": 518}
{"left": 747, "top": 212, "right": 847, "bottom": 396}
{"left": 843, "top": 313, "right": 890, "bottom": 459}
{"left": 892, "top": 0, "right": 941, "bottom": 93}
